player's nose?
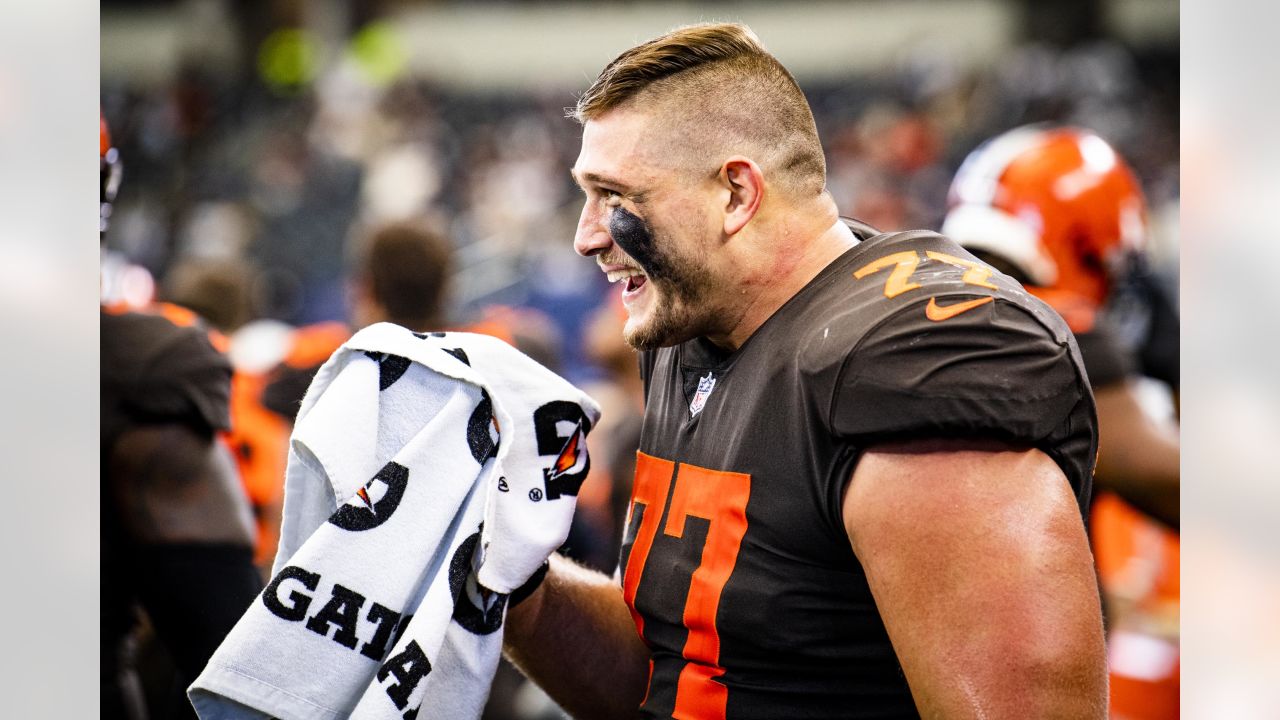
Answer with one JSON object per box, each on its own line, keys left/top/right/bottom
{"left": 573, "top": 202, "right": 612, "bottom": 258}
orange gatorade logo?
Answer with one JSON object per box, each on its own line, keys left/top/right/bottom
{"left": 533, "top": 401, "right": 593, "bottom": 501}
{"left": 550, "top": 423, "right": 586, "bottom": 479}
{"left": 925, "top": 296, "right": 993, "bottom": 322}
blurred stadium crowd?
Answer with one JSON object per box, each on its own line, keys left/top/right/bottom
{"left": 101, "top": 2, "right": 1178, "bottom": 718}
{"left": 101, "top": 4, "right": 1178, "bottom": 379}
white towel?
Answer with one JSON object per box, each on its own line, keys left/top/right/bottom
{"left": 189, "top": 323, "right": 601, "bottom": 720}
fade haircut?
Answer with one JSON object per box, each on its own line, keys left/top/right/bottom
{"left": 573, "top": 23, "right": 826, "bottom": 196}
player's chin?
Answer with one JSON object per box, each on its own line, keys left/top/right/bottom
{"left": 621, "top": 312, "right": 659, "bottom": 351}
{"left": 622, "top": 310, "right": 676, "bottom": 351}
{"left": 622, "top": 299, "right": 694, "bottom": 351}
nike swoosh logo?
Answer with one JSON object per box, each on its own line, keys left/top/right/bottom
{"left": 925, "top": 296, "right": 994, "bottom": 321}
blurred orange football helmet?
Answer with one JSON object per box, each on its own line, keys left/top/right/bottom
{"left": 101, "top": 112, "right": 122, "bottom": 233}
{"left": 942, "top": 125, "right": 1147, "bottom": 308}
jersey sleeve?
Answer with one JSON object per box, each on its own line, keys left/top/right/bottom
{"left": 131, "top": 323, "right": 233, "bottom": 435}
{"left": 828, "top": 295, "right": 1097, "bottom": 508}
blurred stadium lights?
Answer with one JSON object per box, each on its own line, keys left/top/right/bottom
{"left": 102, "top": 0, "right": 1178, "bottom": 89}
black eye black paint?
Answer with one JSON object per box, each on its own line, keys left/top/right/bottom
{"left": 609, "top": 206, "right": 671, "bottom": 280}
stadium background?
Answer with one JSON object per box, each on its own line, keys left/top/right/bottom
{"left": 101, "top": 0, "right": 1179, "bottom": 385}
{"left": 96, "top": 1, "right": 1197, "bottom": 718}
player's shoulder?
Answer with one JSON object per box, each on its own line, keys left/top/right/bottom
{"left": 789, "top": 229, "right": 1090, "bottom": 438}
{"left": 102, "top": 302, "right": 229, "bottom": 375}
{"left": 799, "top": 229, "right": 1074, "bottom": 366}
{"left": 844, "top": 229, "right": 1055, "bottom": 319}
{"left": 102, "top": 303, "right": 233, "bottom": 434}
{"left": 796, "top": 232, "right": 1093, "bottom": 455}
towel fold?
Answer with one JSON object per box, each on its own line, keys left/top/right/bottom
{"left": 190, "top": 323, "right": 600, "bottom": 720}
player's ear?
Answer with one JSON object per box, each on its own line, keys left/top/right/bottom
{"left": 720, "top": 156, "right": 764, "bottom": 236}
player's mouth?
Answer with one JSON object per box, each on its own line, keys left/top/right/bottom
{"left": 606, "top": 267, "right": 649, "bottom": 301}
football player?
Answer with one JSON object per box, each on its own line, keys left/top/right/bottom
{"left": 501, "top": 24, "right": 1106, "bottom": 718}
{"left": 101, "top": 114, "right": 263, "bottom": 718}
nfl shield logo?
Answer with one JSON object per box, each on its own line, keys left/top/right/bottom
{"left": 689, "top": 372, "right": 717, "bottom": 417}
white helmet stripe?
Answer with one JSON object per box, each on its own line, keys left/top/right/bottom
{"left": 950, "top": 126, "right": 1051, "bottom": 205}
{"left": 941, "top": 204, "right": 1059, "bottom": 286}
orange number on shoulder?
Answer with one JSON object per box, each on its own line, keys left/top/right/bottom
{"left": 851, "top": 250, "right": 921, "bottom": 298}
{"left": 624, "top": 453, "right": 752, "bottom": 720}
{"left": 925, "top": 250, "right": 999, "bottom": 289}
{"left": 854, "top": 250, "right": 999, "bottom": 297}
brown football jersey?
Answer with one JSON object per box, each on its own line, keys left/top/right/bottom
{"left": 101, "top": 305, "right": 232, "bottom": 449}
{"left": 101, "top": 305, "right": 235, "bottom": 671}
{"left": 621, "top": 223, "right": 1097, "bottom": 719}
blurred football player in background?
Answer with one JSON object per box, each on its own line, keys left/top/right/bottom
{"left": 259, "top": 217, "right": 458, "bottom": 425}
{"left": 158, "top": 257, "right": 294, "bottom": 576}
{"left": 942, "top": 124, "right": 1180, "bottom": 719}
{"left": 101, "top": 115, "right": 264, "bottom": 718}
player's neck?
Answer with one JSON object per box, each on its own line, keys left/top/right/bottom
{"left": 705, "top": 208, "right": 856, "bottom": 351}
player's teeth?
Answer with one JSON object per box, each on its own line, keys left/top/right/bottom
{"left": 607, "top": 269, "right": 644, "bottom": 283}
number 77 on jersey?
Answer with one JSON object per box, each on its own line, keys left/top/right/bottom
{"left": 621, "top": 452, "right": 751, "bottom": 720}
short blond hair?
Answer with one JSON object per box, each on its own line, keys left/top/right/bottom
{"left": 574, "top": 23, "right": 826, "bottom": 196}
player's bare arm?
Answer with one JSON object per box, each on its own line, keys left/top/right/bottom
{"left": 503, "top": 553, "right": 650, "bottom": 719}
{"left": 844, "top": 440, "right": 1107, "bottom": 719}
{"left": 1093, "top": 381, "right": 1180, "bottom": 529}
